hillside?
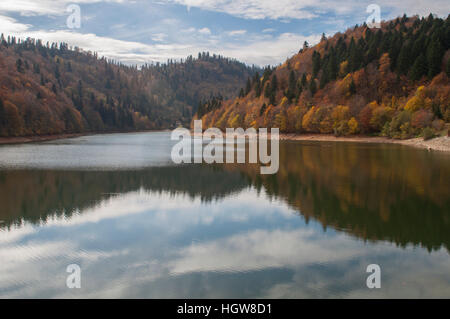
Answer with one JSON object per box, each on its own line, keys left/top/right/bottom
{"left": 0, "top": 39, "right": 258, "bottom": 137}
{"left": 197, "top": 15, "right": 450, "bottom": 140}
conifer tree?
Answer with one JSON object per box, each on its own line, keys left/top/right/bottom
{"left": 396, "top": 44, "right": 411, "bottom": 75}
{"left": 427, "top": 38, "right": 444, "bottom": 78}
{"left": 301, "top": 73, "right": 307, "bottom": 87}
{"left": 245, "top": 77, "right": 251, "bottom": 95}
{"left": 349, "top": 79, "right": 356, "bottom": 95}
{"left": 312, "top": 51, "right": 321, "bottom": 77}
{"left": 255, "top": 79, "right": 262, "bottom": 97}
{"left": 286, "top": 70, "right": 296, "bottom": 101}
{"left": 309, "top": 78, "right": 317, "bottom": 95}
{"left": 328, "top": 48, "right": 338, "bottom": 81}
{"left": 410, "top": 53, "right": 427, "bottom": 81}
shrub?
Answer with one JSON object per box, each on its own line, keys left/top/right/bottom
{"left": 387, "top": 110, "right": 412, "bottom": 138}
{"left": 400, "top": 122, "right": 412, "bottom": 139}
{"left": 431, "top": 119, "right": 445, "bottom": 131}
{"left": 411, "top": 110, "right": 433, "bottom": 129}
{"left": 422, "top": 127, "right": 435, "bottom": 140}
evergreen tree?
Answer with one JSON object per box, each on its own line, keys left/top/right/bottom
{"left": 349, "top": 78, "right": 356, "bottom": 95}
{"left": 270, "top": 75, "right": 278, "bottom": 94}
{"left": 264, "top": 81, "right": 271, "bottom": 99}
{"left": 427, "top": 38, "right": 444, "bottom": 78}
{"left": 309, "top": 79, "right": 317, "bottom": 95}
{"left": 269, "top": 75, "right": 278, "bottom": 105}
{"left": 16, "top": 59, "right": 24, "bottom": 73}
{"left": 320, "top": 63, "right": 329, "bottom": 89}
{"left": 286, "top": 70, "right": 296, "bottom": 102}
{"left": 301, "top": 73, "right": 307, "bottom": 87}
{"left": 396, "top": 44, "right": 411, "bottom": 75}
{"left": 245, "top": 77, "right": 251, "bottom": 95}
{"left": 259, "top": 103, "right": 267, "bottom": 116}
{"left": 410, "top": 53, "right": 427, "bottom": 81}
{"left": 255, "top": 79, "right": 262, "bottom": 97}
{"left": 328, "top": 48, "right": 338, "bottom": 81}
{"left": 296, "top": 81, "right": 303, "bottom": 101}
{"left": 253, "top": 72, "right": 261, "bottom": 97}
{"left": 312, "top": 51, "right": 321, "bottom": 77}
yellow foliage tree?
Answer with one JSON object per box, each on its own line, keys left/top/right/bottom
{"left": 302, "top": 106, "right": 316, "bottom": 132}
{"left": 348, "top": 117, "right": 359, "bottom": 134}
{"left": 339, "top": 61, "right": 349, "bottom": 77}
{"left": 228, "top": 113, "right": 241, "bottom": 128}
{"left": 275, "top": 113, "right": 288, "bottom": 132}
{"left": 405, "top": 86, "right": 426, "bottom": 112}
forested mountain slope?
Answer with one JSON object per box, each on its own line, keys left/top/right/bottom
{"left": 0, "top": 38, "right": 258, "bottom": 137}
{"left": 197, "top": 15, "right": 450, "bottom": 139}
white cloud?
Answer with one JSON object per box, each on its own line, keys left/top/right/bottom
{"left": 0, "top": 0, "right": 128, "bottom": 16}
{"left": 151, "top": 32, "right": 168, "bottom": 42}
{"left": 219, "top": 32, "right": 322, "bottom": 66}
{"left": 197, "top": 27, "right": 211, "bottom": 35}
{"left": 226, "top": 29, "right": 247, "bottom": 36}
{"left": 169, "top": 0, "right": 319, "bottom": 20}
{"left": 168, "top": 0, "right": 450, "bottom": 20}
{"left": 0, "top": 15, "right": 191, "bottom": 64}
{"left": 168, "top": 228, "right": 365, "bottom": 274}
{"left": 0, "top": 15, "right": 30, "bottom": 33}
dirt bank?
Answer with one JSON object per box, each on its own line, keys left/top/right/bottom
{"left": 279, "top": 134, "right": 450, "bottom": 152}
{"left": 0, "top": 133, "right": 84, "bottom": 145}
{"left": 0, "top": 130, "right": 169, "bottom": 145}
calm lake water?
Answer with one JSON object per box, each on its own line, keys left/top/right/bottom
{"left": 0, "top": 132, "right": 449, "bottom": 298}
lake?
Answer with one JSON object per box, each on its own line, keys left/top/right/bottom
{"left": 0, "top": 132, "right": 449, "bottom": 298}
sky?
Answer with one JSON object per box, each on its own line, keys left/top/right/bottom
{"left": 0, "top": 0, "right": 448, "bottom": 66}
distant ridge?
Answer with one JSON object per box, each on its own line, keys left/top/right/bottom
{"left": 0, "top": 37, "right": 259, "bottom": 137}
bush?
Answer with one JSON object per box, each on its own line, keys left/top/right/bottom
{"left": 431, "top": 119, "right": 445, "bottom": 131}
{"left": 386, "top": 110, "right": 412, "bottom": 138}
{"left": 422, "top": 127, "right": 435, "bottom": 140}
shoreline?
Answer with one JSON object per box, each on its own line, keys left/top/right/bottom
{"left": 0, "top": 133, "right": 85, "bottom": 145}
{"left": 0, "top": 130, "right": 171, "bottom": 145}
{"left": 278, "top": 134, "right": 450, "bottom": 152}
{"left": 193, "top": 130, "right": 450, "bottom": 153}
{"left": 1, "top": 131, "right": 449, "bottom": 152}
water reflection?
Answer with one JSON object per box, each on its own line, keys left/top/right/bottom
{"left": 1, "top": 142, "right": 449, "bottom": 252}
{"left": 0, "top": 133, "right": 449, "bottom": 298}
{"left": 234, "top": 141, "right": 450, "bottom": 252}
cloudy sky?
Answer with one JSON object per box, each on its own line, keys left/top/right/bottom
{"left": 0, "top": 0, "right": 448, "bottom": 66}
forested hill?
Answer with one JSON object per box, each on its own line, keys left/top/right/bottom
{"left": 197, "top": 15, "right": 450, "bottom": 139}
{"left": 0, "top": 38, "right": 259, "bottom": 137}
